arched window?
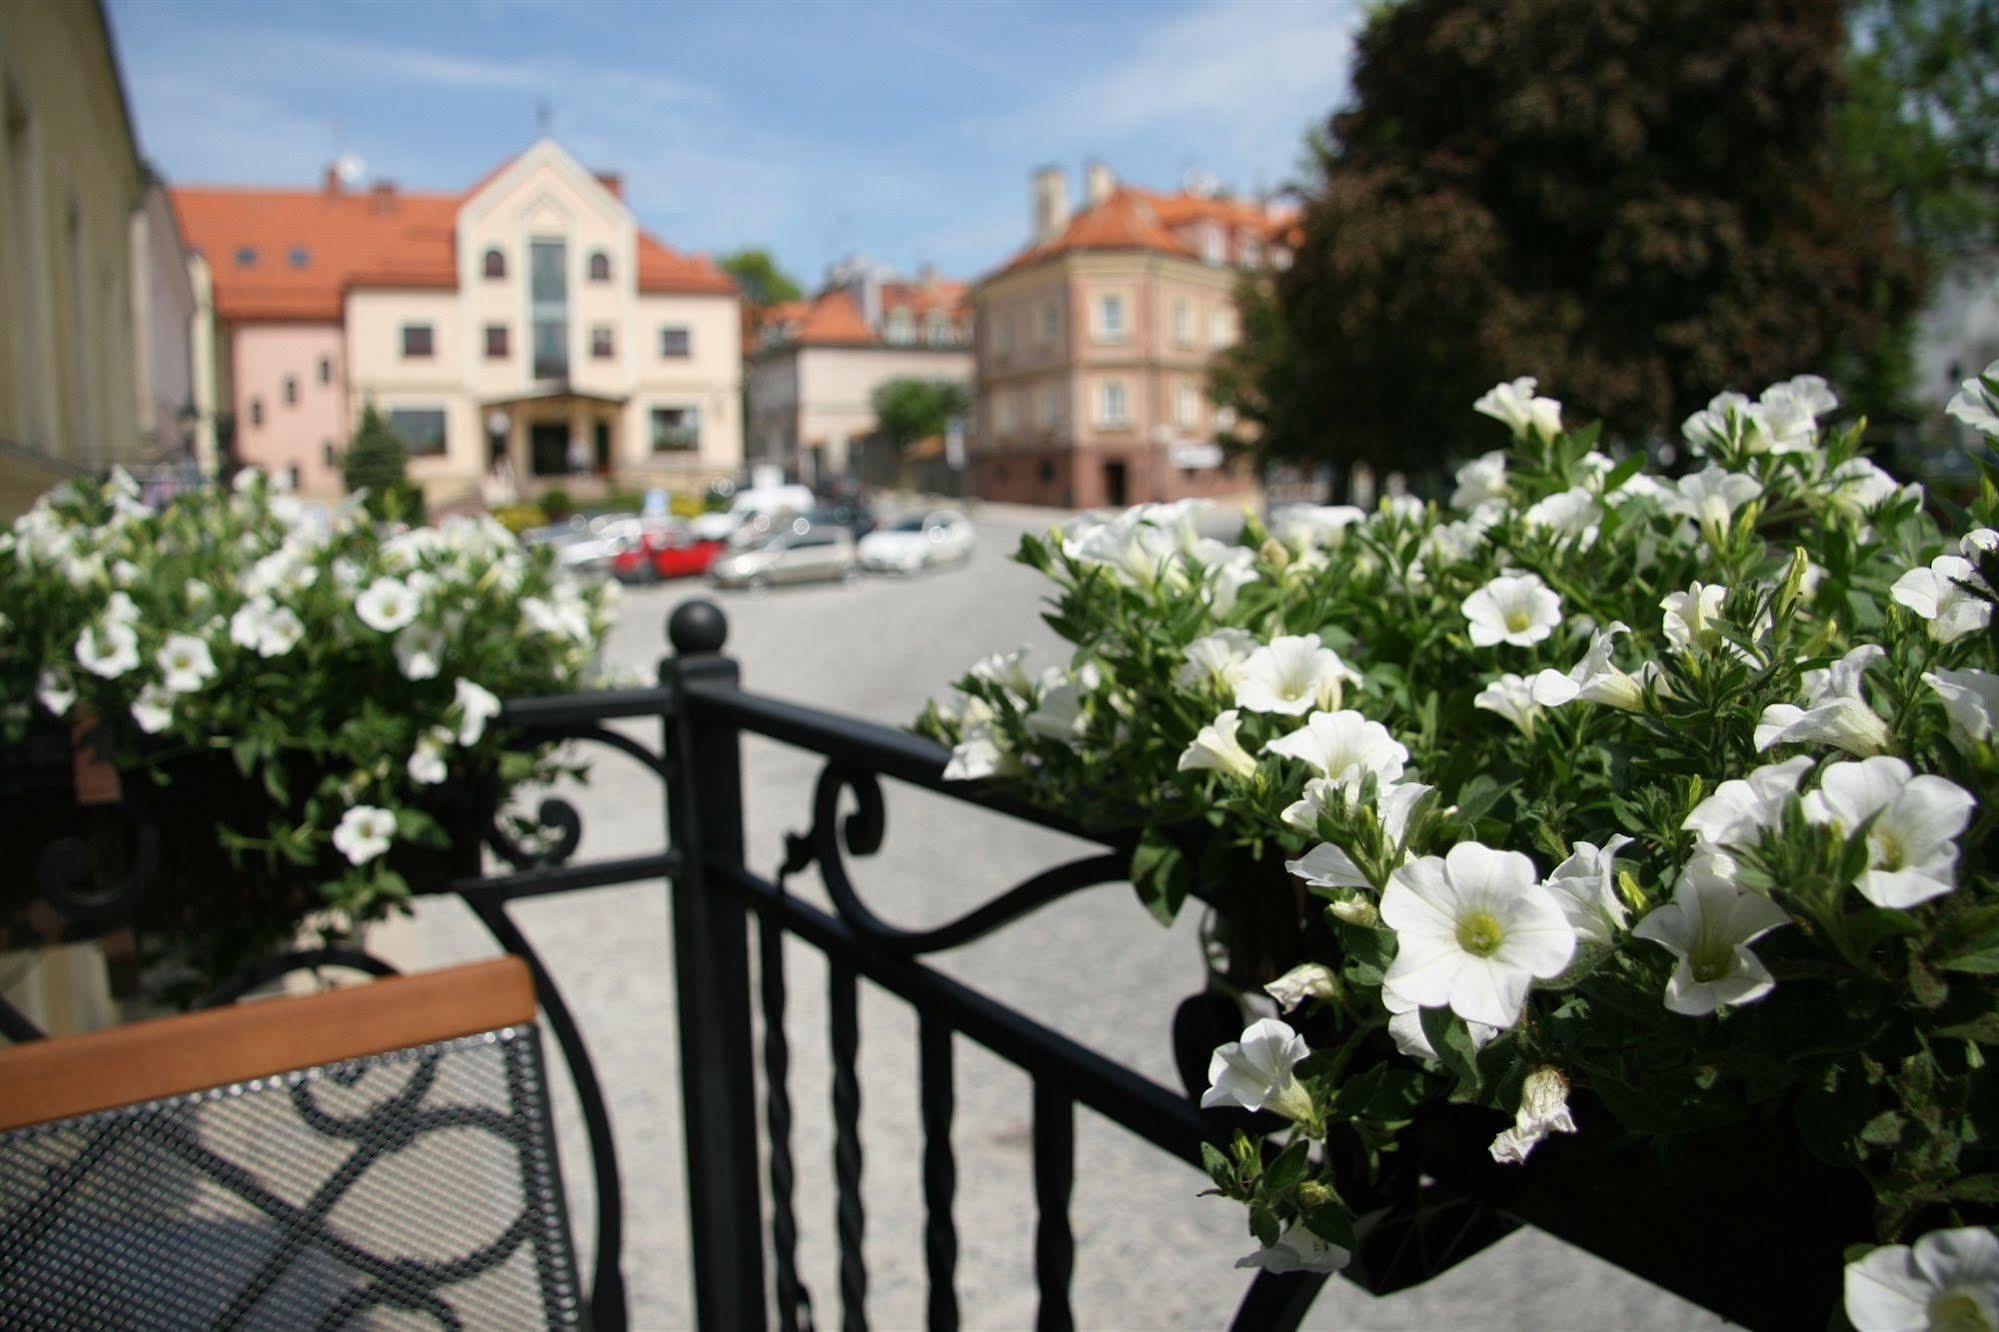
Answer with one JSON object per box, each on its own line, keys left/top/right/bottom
{"left": 588, "top": 250, "right": 611, "bottom": 282}
{"left": 483, "top": 247, "right": 506, "bottom": 279}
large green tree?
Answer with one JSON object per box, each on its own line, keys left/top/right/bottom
{"left": 1216, "top": 0, "right": 1926, "bottom": 493}
{"left": 718, "top": 248, "right": 803, "bottom": 308}
{"left": 871, "top": 378, "right": 969, "bottom": 451}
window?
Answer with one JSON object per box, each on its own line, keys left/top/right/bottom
{"left": 1095, "top": 293, "right": 1126, "bottom": 342}
{"left": 286, "top": 464, "right": 302, "bottom": 490}
{"left": 248, "top": 397, "right": 263, "bottom": 427}
{"left": 282, "top": 375, "right": 297, "bottom": 406}
{"left": 288, "top": 247, "right": 309, "bottom": 268}
{"left": 996, "top": 392, "right": 1017, "bottom": 435}
{"left": 995, "top": 315, "right": 1013, "bottom": 356}
{"left": 387, "top": 407, "right": 448, "bottom": 457}
{"left": 234, "top": 246, "right": 257, "bottom": 268}
{"left": 322, "top": 440, "right": 336, "bottom": 468}
{"left": 659, "top": 325, "right": 691, "bottom": 358}
{"left": 485, "top": 323, "right": 509, "bottom": 359}
{"left": 885, "top": 309, "right": 915, "bottom": 345}
{"left": 651, "top": 406, "right": 700, "bottom": 452}
{"left": 1038, "top": 459, "right": 1056, "bottom": 483}
{"left": 1202, "top": 225, "right": 1226, "bottom": 265}
{"left": 530, "top": 238, "right": 568, "bottom": 379}
{"left": 316, "top": 356, "right": 332, "bottom": 385}
{"left": 1176, "top": 383, "right": 1199, "bottom": 428}
{"left": 1098, "top": 381, "right": 1129, "bottom": 426}
{"left": 925, "top": 312, "right": 950, "bottom": 345}
{"left": 1173, "top": 299, "right": 1193, "bottom": 346}
{"left": 591, "top": 325, "right": 614, "bottom": 359}
{"left": 1209, "top": 308, "right": 1235, "bottom": 347}
{"left": 483, "top": 247, "right": 506, "bottom": 279}
{"left": 1039, "top": 302, "right": 1058, "bottom": 343}
{"left": 588, "top": 250, "right": 611, "bottom": 282}
{"left": 1038, "top": 384, "right": 1059, "bottom": 427}
{"left": 401, "top": 323, "right": 435, "bottom": 358}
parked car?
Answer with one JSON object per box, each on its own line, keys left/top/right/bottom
{"left": 857, "top": 510, "right": 976, "bottom": 574}
{"left": 610, "top": 520, "right": 727, "bottom": 583}
{"left": 522, "top": 513, "right": 640, "bottom": 576}
{"left": 692, "top": 483, "right": 817, "bottom": 543}
{"left": 708, "top": 523, "right": 858, "bottom": 590}
{"left": 800, "top": 500, "right": 878, "bottom": 541}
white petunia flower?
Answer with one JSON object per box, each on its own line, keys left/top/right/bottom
{"left": 1543, "top": 835, "right": 1634, "bottom": 948}
{"left": 943, "top": 730, "right": 1017, "bottom": 781}
{"left": 1946, "top": 360, "right": 1999, "bottom": 437}
{"left": 1179, "top": 709, "right": 1260, "bottom": 781}
{"left": 1530, "top": 621, "right": 1653, "bottom": 711}
{"left": 1681, "top": 390, "right": 1753, "bottom": 454}
{"left": 1380, "top": 842, "right": 1576, "bottom": 1029}
{"left": 1270, "top": 504, "right": 1365, "bottom": 550}
{"left": 969, "top": 645, "right": 1035, "bottom": 697}
{"left": 1287, "top": 779, "right": 1432, "bottom": 890}
{"left": 1892, "top": 555, "right": 1993, "bottom": 643}
{"left": 1200, "top": 546, "right": 1261, "bottom": 616}
{"left": 1382, "top": 969, "right": 1499, "bottom": 1061}
{"left": 453, "top": 677, "right": 503, "bottom": 746}
{"left": 1069, "top": 516, "right": 1183, "bottom": 589}
{"left": 1925, "top": 667, "right": 1999, "bottom": 749}
{"left": 1462, "top": 573, "right": 1563, "bottom": 648}
{"left": 1660, "top": 582, "right": 1727, "bottom": 655}
{"left": 1802, "top": 756, "right": 1975, "bottom": 908}
{"left": 355, "top": 576, "right": 419, "bottom": 633}
{"left": 1176, "top": 629, "right": 1261, "bottom": 693}
{"left": 1265, "top": 710, "right": 1409, "bottom": 792}
{"left": 1422, "top": 513, "right": 1494, "bottom": 566}
{"left": 1201, "top": 1018, "right": 1313, "bottom": 1120}
{"left": 1755, "top": 644, "right": 1892, "bottom": 756}
{"left": 103, "top": 591, "right": 140, "bottom": 626}
{"left": 258, "top": 606, "right": 303, "bottom": 657}
{"left": 1473, "top": 673, "right": 1543, "bottom": 735}
{"left": 1632, "top": 862, "right": 1790, "bottom": 1015}
{"left": 1667, "top": 465, "right": 1763, "bottom": 545}
{"left": 1683, "top": 756, "right": 1814, "bottom": 854}
{"left": 156, "top": 634, "right": 217, "bottom": 694}
{"left": 1521, "top": 487, "right": 1601, "bottom": 545}
{"left": 1489, "top": 1066, "right": 1578, "bottom": 1165}
{"left": 1845, "top": 1226, "right": 1999, "bottom": 1332}
{"left": 76, "top": 621, "right": 140, "bottom": 679}
{"left": 1026, "top": 670, "right": 1090, "bottom": 744}
{"left": 1450, "top": 450, "right": 1510, "bottom": 510}
{"left": 1264, "top": 963, "right": 1338, "bottom": 1014}
{"left": 1234, "top": 634, "right": 1363, "bottom": 715}
{"left": 1826, "top": 458, "right": 1900, "bottom": 515}
{"left": 1965, "top": 528, "right": 1999, "bottom": 558}
{"left": 1473, "top": 377, "right": 1563, "bottom": 442}
{"left": 407, "top": 726, "right": 453, "bottom": 785}
{"left": 331, "top": 805, "right": 397, "bottom": 866}
{"left": 1236, "top": 1224, "right": 1350, "bottom": 1276}
{"left": 37, "top": 668, "right": 76, "bottom": 717}
{"left": 131, "top": 683, "right": 174, "bottom": 735}
{"left": 394, "top": 624, "right": 446, "bottom": 681}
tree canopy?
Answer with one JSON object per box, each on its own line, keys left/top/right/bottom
{"left": 1214, "top": 0, "right": 1927, "bottom": 489}
{"left": 871, "top": 378, "right": 969, "bottom": 451}
{"left": 718, "top": 248, "right": 803, "bottom": 308}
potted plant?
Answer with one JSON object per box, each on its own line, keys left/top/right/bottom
{"left": 919, "top": 364, "right": 1999, "bottom": 1327}
{"left": 0, "top": 469, "right": 616, "bottom": 1000}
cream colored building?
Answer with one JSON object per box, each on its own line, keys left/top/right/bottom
{"left": 173, "top": 139, "right": 744, "bottom": 506}
{"left": 970, "top": 164, "right": 1287, "bottom": 508}
{"left": 0, "top": 0, "right": 197, "bottom": 518}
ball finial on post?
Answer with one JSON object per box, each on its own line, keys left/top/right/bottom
{"left": 668, "top": 598, "right": 729, "bottom": 656}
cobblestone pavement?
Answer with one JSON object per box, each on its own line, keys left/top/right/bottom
{"left": 405, "top": 508, "right": 1733, "bottom": 1330}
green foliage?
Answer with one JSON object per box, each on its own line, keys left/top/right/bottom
{"left": 718, "top": 247, "right": 803, "bottom": 308}
{"left": 871, "top": 378, "right": 970, "bottom": 451}
{"left": 540, "top": 486, "right": 574, "bottom": 521}
{"left": 342, "top": 404, "right": 425, "bottom": 523}
{"left": 490, "top": 502, "right": 548, "bottom": 535}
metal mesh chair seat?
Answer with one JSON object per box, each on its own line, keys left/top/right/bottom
{"left": 0, "top": 959, "right": 583, "bottom": 1330}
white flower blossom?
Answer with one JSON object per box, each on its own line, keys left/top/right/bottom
{"left": 1383, "top": 974, "right": 1499, "bottom": 1061}
{"left": 1380, "top": 842, "right": 1576, "bottom": 1029}
{"left": 1200, "top": 546, "right": 1261, "bottom": 615}
{"left": 1422, "top": 514, "right": 1493, "bottom": 566}
{"left": 1264, "top": 963, "right": 1337, "bottom": 1014}
{"left": 1026, "top": 670, "right": 1090, "bottom": 744}
{"left": 354, "top": 576, "right": 419, "bottom": 633}
{"left": 1462, "top": 573, "right": 1563, "bottom": 648}
{"left": 1660, "top": 582, "right": 1727, "bottom": 655}
{"left": 1683, "top": 756, "right": 1814, "bottom": 855}
{"left": 453, "top": 677, "right": 503, "bottom": 745}
{"left": 156, "top": 634, "right": 217, "bottom": 693}
{"left": 1530, "top": 621, "right": 1653, "bottom": 711}
{"left": 1450, "top": 450, "right": 1510, "bottom": 510}
{"left": 1632, "top": 862, "right": 1790, "bottom": 1015}
{"left": 1179, "top": 709, "right": 1260, "bottom": 781}
{"left": 1925, "top": 667, "right": 1999, "bottom": 750}
{"left": 1287, "top": 781, "right": 1432, "bottom": 889}
{"left": 1681, "top": 391, "right": 1754, "bottom": 454}
{"left": 1473, "top": 377, "right": 1563, "bottom": 442}
{"left": 1845, "top": 1226, "right": 1999, "bottom": 1332}
{"left": 1802, "top": 756, "right": 1975, "bottom": 908}
{"left": 1270, "top": 504, "right": 1365, "bottom": 550}
{"left": 1946, "top": 361, "right": 1999, "bottom": 437}
{"left": 1490, "top": 1066, "right": 1578, "bottom": 1164}
{"left": 943, "top": 730, "right": 1008, "bottom": 781}
{"left": 1234, "top": 634, "right": 1363, "bottom": 715}
{"left": 76, "top": 621, "right": 140, "bottom": 679}
{"left": 1474, "top": 673, "right": 1543, "bottom": 735}
{"left": 1543, "top": 836, "right": 1634, "bottom": 948}
{"left": 37, "top": 668, "right": 75, "bottom": 717}
{"left": 1176, "top": 629, "right": 1260, "bottom": 693}
{"left": 1892, "top": 555, "right": 1993, "bottom": 643}
{"left": 131, "top": 683, "right": 174, "bottom": 735}
{"left": 1521, "top": 487, "right": 1602, "bottom": 545}
{"left": 1667, "top": 465, "right": 1763, "bottom": 542}
{"left": 1826, "top": 458, "right": 1900, "bottom": 515}
{"left": 1756, "top": 644, "right": 1892, "bottom": 756}
{"left": 332, "top": 805, "right": 397, "bottom": 866}
{"left": 1265, "top": 710, "right": 1409, "bottom": 792}
{"left": 1201, "top": 1018, "right": 1313, "bottom": 1120}
{"left": 408, "top": 726, "right": 453, "bottom": 785}
{"left": 1236, "top": 1224, "right": 1349, "bottom": 1276}
{"left": 969, "top": 646, "right": 1035, "bottom": 698}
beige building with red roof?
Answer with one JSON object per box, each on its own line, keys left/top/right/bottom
{"left": 970, "top": 163, "right": 1289, "bottom": 508}
{"left": 172, "top": 138, "right": 743, "bottom": 505}
{"left": 745, "top": 260, "right": 972, "bottom": 484}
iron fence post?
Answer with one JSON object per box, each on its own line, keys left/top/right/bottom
{"left": 663, "top": 598, "right": 767, "bottom": 1331}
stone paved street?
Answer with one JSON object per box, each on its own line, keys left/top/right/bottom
{"left": 405, "top": 508, "right": 1732, "bottom": 1331}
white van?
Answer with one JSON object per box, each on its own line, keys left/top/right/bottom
{"left": 689, "top": 484, "right": 818, "bottom": 543}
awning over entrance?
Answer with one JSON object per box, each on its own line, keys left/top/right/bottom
{"left": 481, "top": 385, "right": 629, "bottom": 410}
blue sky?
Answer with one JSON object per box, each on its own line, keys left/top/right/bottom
{"left": 105, "top": 0, "right": 1360, "bottom": 284}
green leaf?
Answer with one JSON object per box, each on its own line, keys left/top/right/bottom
{"left": 1938, "top": 1011, "right": 1999, "bottom": 1045}
{"left": 1201, "top": 1142, "right": 1235, "bottom": 1194}
{"left": 1947, "top": 1174, "right": 1999, "bottom": 1203}
{"left": 1301, "top": 1200, "right": 1356, "bottom": 1251}
{"left": 1452, "top": 775, "right": 1512, "bottom": 826}
{"left": 1265, "top": 1137, "right": 1311, "bottom": 1194}
{"left": 1130, "top": 828, "right": 1191, "bottom": 927}
{"left": 1419, "top": 1007, "right": 1482, "bottom": 1090}
{"left": 1249, "top": 1205, "right": 1280, "bottom": 1248}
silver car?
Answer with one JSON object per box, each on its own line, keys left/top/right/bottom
{"left": 708, "top": 524, "right": 857, "bottom": 590}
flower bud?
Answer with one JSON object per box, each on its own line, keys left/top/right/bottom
{"left": 1328, "top": 894, "right": 1379, "bottom": 928}
{"left": 1259, "top": 537, "right": 1292, "bottom": 572}
{"left": 1296, "top": 1180, "right": 1334, "bottom": 1208}
{"left": 1264, "top": 963, "right": 1337, "bottom": 1013}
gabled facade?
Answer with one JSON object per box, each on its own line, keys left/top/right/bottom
{"left": 969, "top": 162, "right": 1290, "bottom": 509}
{"left": 172, "top": 139, "right": 743, "bottom": 506}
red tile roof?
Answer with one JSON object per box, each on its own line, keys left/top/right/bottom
{"left": 172, "top": 167, "right": 733, "bottom": 322}
{"left": 880, "top": 278, "right": 970, "bottom": 322}
{"left": 763, "top": 288, "right": 877, "bottom": 348}
{"left": 985, "top": 182, "right": 1288, "bottom": 282}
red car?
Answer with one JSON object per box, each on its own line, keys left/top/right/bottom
{"left": 611, "top": 523, "right": 726, "bottom": 583}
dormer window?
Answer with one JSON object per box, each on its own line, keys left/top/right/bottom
{"left": 483, "top": 247, "right": 506, "bottom": 279}
{"left": 588, "top": 250, "right": 611, "bottom": 282}
{"left": 288, "top": 247, "right": 309, "bottom": 268}
{"left": 234, "top": 246, "right": 257, "bottom": 268}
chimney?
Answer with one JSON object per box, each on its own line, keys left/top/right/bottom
{"left": 322, "top": 164, "right": 344, "bottom": 196}
{"left": 594, "top": 171, "right": 624, "bottom": 200}
{"left": 369, "top": 179, "right": 398, "bottom": 213}
{"left": 1085, "top": 160, "right": 1115, "bottom": 207}
{"left": 1032, "top": 166, "right": 1069, "bottom": 244}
